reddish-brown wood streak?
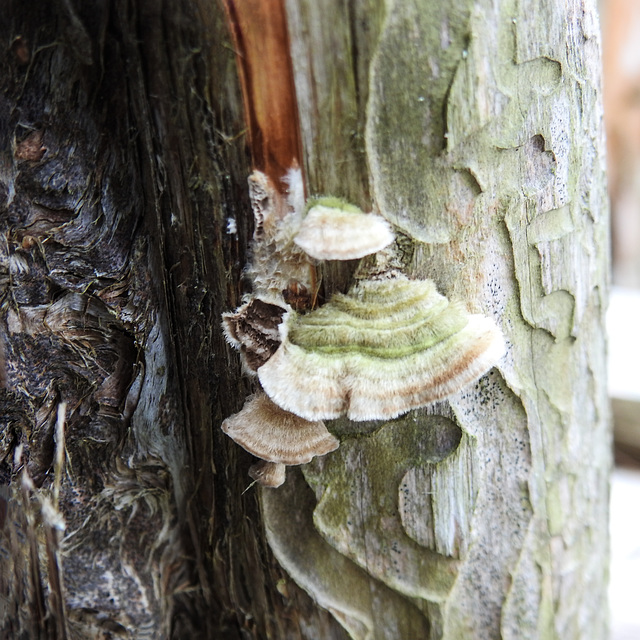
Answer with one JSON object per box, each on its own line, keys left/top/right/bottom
{"left": 222, "top": 0, "right": 305, "bottom": 193}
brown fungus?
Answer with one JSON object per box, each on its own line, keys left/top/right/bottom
{"left": 222, "top": 297, "right": 287, "bottom": 373}
{"left": 248, "top": 460, "right": 287, "bottom": 488}
{"left": 221, "top": 393, "right": 339, "bottom": 465}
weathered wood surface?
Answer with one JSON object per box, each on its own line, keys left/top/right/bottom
{"left": 265, "top": 0, "right": 611, "bottom": 638}
{"left": 0, "top": 0, "right": 609, "bottom": 639}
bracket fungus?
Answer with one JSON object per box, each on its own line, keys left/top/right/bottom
{"left": 219, "top": 174, "right": 505, "bottom": 485}
{"left": 257, "top": 276, "right": 506, "bottom": 421}
{"left": 293, "top": 197, "right": 395, "bottom": 261}
{"left": 248, "top": 460, "right": 287, "bottom": 488}
{"left": 221, "top": 393, "right": 339, "bottom": 465}
{"left": 222, "top": 297, "right": 287, "bottom": 373}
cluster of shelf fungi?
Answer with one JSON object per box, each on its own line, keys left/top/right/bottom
{"left": 222, "top": 170, "right": 505, "bottom": 487}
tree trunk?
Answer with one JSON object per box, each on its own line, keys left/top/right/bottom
{"left": 0, "top": 1, "right": 610, "bottom": 639}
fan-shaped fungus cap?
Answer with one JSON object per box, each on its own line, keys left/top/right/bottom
{"left": 248, "top": 461, "right": 286, "bottom": 488}
{"left": 257, "top": 277, "right": 506, "bottom": 421}
{"left": 222, "top": 297, "right": 287, "bottom": 372}
{"left": 293, "top": 197, "right": 395, "bottom": 260}
{"left": 221, "top": 393, "right": 339, "bottom": 465}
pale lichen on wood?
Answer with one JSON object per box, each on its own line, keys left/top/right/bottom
{"left": 265, "top": 0, "right": 610, "bottom": 639}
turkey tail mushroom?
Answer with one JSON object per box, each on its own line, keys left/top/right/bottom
{"left": 293, "top": 197, "right": 395, "bottom": 261}
{"left": 222, "top": 298, "right": 287, "bottom": 373}
{"left": 257, "top": 276, "right": 506, "bottom": 421}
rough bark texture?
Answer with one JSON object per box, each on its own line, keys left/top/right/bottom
{"left": 0, "top": 1, "right": 609, "bottom": 639}
{"left": 0, "top": 1, "right": 344, "bottom": 638}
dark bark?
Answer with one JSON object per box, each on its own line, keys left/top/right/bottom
{"left": 0, "top": 1, "right": 346, "bottom": 637}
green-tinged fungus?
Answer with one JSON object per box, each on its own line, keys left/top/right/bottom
{"left": 257, "top": 276, "right": 506, "bottom": 421}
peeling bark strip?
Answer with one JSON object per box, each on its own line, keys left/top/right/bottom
{"left": 222, "top": 0, "right": 304, "bottom": 190}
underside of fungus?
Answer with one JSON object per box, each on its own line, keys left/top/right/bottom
{"left": 293, "top": 197, "right": 395, "bottom": 261}
{"left": 221, "top": 393, "right": 339, "bottom": 465}
{"left": 257, "top": 276, "right": 506, "bottom": 421}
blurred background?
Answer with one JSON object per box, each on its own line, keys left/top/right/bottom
{"left": 600, "top": 1, "right": 640, "bottom": 638}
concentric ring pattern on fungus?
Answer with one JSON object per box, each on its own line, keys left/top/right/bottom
{"left": 258, "top": 276, "right": 505, "bottom": 421}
